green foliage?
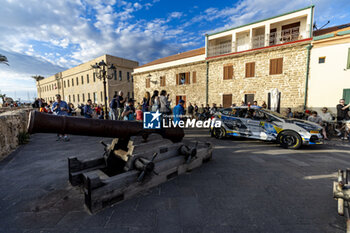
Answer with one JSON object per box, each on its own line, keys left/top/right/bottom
{"left": 0, "top": 54, "right": 9, "bottom": 66}
{"left": 18, "top": 131, "right": 30, "bottom": 145}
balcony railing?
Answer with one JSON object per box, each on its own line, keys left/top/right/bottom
{"left": 270, "top": 26, "right": 300, "bottom": 45}
{"left": 252, "top": 34, "right": 265, "bottom": 49}
{"left": 207, "top": 42, "right": 232, "bottom": 57}
{"left": 207, "top": 26, "right": 303, "bottom": 57}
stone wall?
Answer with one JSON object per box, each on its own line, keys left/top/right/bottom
{"left": 133, "top": 40, "right": 310, "bottom": 111}
{"left": 208, "top": 41, "right": 309, "bottom": 110}
{"left": 0, "top": 109, "right": 31, "bottom": 160}
{"left": 133, "top": 61, "right": 207, "bottom": 107}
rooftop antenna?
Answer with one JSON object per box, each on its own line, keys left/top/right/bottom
{"left": 319, "top": 20, "right": 330, "bottom": 30}
{"left": 313, "top": 21, "right": 318, "bottom": 30}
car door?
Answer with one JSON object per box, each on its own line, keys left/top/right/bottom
{"left": 246, "top": 109, "right": 264, "bottom": 138}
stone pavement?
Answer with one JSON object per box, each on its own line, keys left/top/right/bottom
{"left": 0, "top": 129, "right": 348, "bottom": 232}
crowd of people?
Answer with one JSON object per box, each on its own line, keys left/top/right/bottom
{"left": 33, "top": 91, "right": 350, "bottom": 143}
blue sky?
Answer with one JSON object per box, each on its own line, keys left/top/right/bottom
{"left": 0, "top": 0, "right": 349, "bottom": 101}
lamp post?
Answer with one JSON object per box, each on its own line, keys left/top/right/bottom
{"left": 91, "top": 60, "right": 116, "bottom": 119}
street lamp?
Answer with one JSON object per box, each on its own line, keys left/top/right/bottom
{"left": 91, "top": 60, "right": 116, "bottom": 119}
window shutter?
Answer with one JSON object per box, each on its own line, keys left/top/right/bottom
{"left": 347, "top": 48, "right": 350, "bottom": 69}
{"left": 146, "top": 78, "right": 150, "bottom": 88}
{"left": 176, "top": 74, "right": 179, "bottom": 85}
{"left": 251, "top": 62, "right": 255, "bottom": 77}
{"left": 192, "top": 71, "right": 196, "bottom": 83}
{"left": 228, "top": 66, "right": 233, "bottom": 79}
{"left": 162, "top": 76, "right": 166, "bottom": 86}
{"left": 277, "top": 58, "right": 283, "bottom": 74}
{"left": 185, "top": 72, "right": 190, "bottom": 84}
{"left": 245, "top": 63, "right": 250, "bottom": 77}
{"left": 223, "top": 66, "right": 227, "bottom": 80}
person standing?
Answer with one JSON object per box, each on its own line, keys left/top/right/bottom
{"left": 51, "top": 94, "right": 69, "bottom": 141}
{"left": 109, "top": 94, "right": 118, "bottom": 120}
{"left": 83, "top": 99, "right": 93, "bottom": 118}
{"left": 336, "top": 99, "right": 350, "bottom": 137}
{"left": 136, "top": 105, "right": 143, "bottom": 121}
{"left": 187, "top": 102, "right": 194, "bottom": 119}
{"left": 151, "top": 90, "right": 160, "bottom": 112}
{"left": 117, "top": 91, "right": 126, "bottom": 120}
{"left": 122, "top": 99, "right": 135, "bottom": 120}
{"left": 173, "top": 99, "right": 185, "bottom": 124}
{"left": 142, "top": 91, "right": 150, "bottom": 112}
{"left": 159, "top": 90, "right": 171, "bottom": 115}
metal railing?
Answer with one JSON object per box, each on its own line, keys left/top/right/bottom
{"left": 207, "top": 42, "right": 232, "bottom": 57}
{"left": 252, "top": 34, "right": 265, "bottom": 49}
{"left": 270, "top": 26, "right": 301, "bottom": 45}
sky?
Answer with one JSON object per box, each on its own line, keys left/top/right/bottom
{"left": 0, "top": 0, "right": 349, "bottom": 101}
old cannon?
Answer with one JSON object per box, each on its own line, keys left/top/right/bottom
{"left": 333, "top": 169, "right": 350, "bottom": 233}
{"left": 27, "top": 111, "right": 213, "bottom": 213}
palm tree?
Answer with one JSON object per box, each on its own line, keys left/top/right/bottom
{"left": 31, "top": 75, "right": 45, "bottom": 82}
{"left": 0, "top": 54, "right": 9, "bottom": 66}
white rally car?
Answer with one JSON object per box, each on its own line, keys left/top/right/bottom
{"left": 210, "top": 106, "right": 323, "bottom": 149}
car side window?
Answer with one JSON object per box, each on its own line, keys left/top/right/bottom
{"left": 253, "top": 110, "right": 268, "bottom": 120}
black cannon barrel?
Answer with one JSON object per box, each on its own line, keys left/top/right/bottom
{"left": 27, "top": 111, "right": 184, "bottom": 142}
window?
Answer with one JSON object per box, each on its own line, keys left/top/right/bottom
{"left": 176, "top": 96, "right": 186, "bottom": 107}
{"left": 77, "top": 94, "right": 80, "bottom": 103}
{"left": 64, "top": 81, "right": 66, "bottom": 88}
{"left": 160, "top": 76, "right": 166, "bottom": 87}
{"left": 127, "top": 92, "right": 130, "bottom": 99}
{"left": 318, "top": 57, "right": 326, "bottom": 64}
{"left": 176, "top": 72, "right": 190, "bottom": 85}
{"left": 88, "top": 93, "right": 91, "bottom": 100}
{"left": 93, "top": 73, "right": 96, "bottom": 82}
{"left": 87, "top": 74, "right": 89, "bottom": 83}
{"left": 119, "top": 70, "right": 122, "bottom": 81}
{"left": 114, "top": 70, "right": 117, "bottom": 80}
{"left": 245, "top": 62, "right": 255, "bottom": 78}
{"left": 73, "top": 94, "right": 75, "bottom": 102}
{"left": 270, "top": 58, "right": 283, "bottom": 75}
{"left": 146, "top": 78, "right": 150, "bottom": 88}
{"left": 347, "top": 48, "right": 350, "bottom": 69}
{"left": 72, "top": 78, "right": 74, "bottom": 86}
{"left": 81, "top": 76, "right": 84, "bottom": 84}
{"left": 223, "top": 65, "right": 233, "bottom": 80}
{"left": 82, "top": 93, "right": 85, "bottom": 102}
{"left": 131, "top": 75, "right": 133, "bottom": 82}
{"left": 93, "top": 92, "right": 97, "bottom": 103}
{"left": 100, "top": 92, "right": 103, "bottom": 102}
{"left": 127, "top": 72, "right": 130, "bottom": 82}
{"left": 76, "top": 77, "right": 79, "bottom": 85}
{"left": 343, "top": 89, "right": 350, "bottom": 104}
{"left": 68, "top": 80, "right": 70, "bottom": 87}
{"left": 223, "top": 94, "right": 232, "bottom": 108}
{"left": 192, "top": 71, "right": 197, "bottom": 83}
{"left": 244, "top": 94, "right": 255, "bottom": 105}
{"left": 69, "top": 95, "right": 71, "bottom": 102}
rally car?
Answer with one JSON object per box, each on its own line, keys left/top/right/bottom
{"left": 210, "top": 106, "right": 323, "bottom": 149}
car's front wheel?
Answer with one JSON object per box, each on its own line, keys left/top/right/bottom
{"left": 213, "top": 127, "right": 226, "bottom": 139}
{"left": 277, "top": 130, "right": 302, "bottom": 149}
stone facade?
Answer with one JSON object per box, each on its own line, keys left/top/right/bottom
{"left": 36, "top": 54, "right": 138, "bottom": 107}
{"left": 134, "top": 40, "right": 309, "bottom": 110}
{"left": 133, "top": 61, "right": 206, "bottom": 107}
{"left": 208, "top": 41, "right": 309, "bottom": 109}
{"left": 0, "top": 109, "right": 31, "bottom": 160}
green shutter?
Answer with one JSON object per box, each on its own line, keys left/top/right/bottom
{"left": 343, "top": 89, "right": 350, "bottom": 104}
{"left": 347, "top": 48, "right": 350, "bottom": 69}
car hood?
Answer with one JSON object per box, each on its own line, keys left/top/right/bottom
{"left": 285, "top": 119, "right": 322, "bottom": 130}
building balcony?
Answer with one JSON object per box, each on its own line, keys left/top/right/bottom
{"left": 269, "top": 26, "right": 301, "bottom": 45}
{"left": 207, "top": 41, "right": 232, "bottom": 57}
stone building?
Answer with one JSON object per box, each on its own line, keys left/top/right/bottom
{"left": 307, "top": 24, "right": 350, "bottom": 111}
{"left": 36, "top": 54, "right": 138, "bottom": 106}
{"left": 133, "top": 6, "right": 314, "bottom": 110}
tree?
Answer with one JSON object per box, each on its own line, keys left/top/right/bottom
{"left": 0, "top": 94, "right": 6, "bottom": 103}
{"left": 31, "top": 75, "right": 45, "bottom": 82}
{"left": 0, "top": 54, "right": 9, "bottom": 66}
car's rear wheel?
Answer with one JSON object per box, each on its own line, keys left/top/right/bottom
{"left": 213, "top": 127, "right": 226, "bottom": 139}
{"left": 278, "top": 130, "right": 302, "bottom": 149}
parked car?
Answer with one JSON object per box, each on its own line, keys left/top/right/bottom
{"left": 210, "top": 106, "right": 323, "bottom": 149}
